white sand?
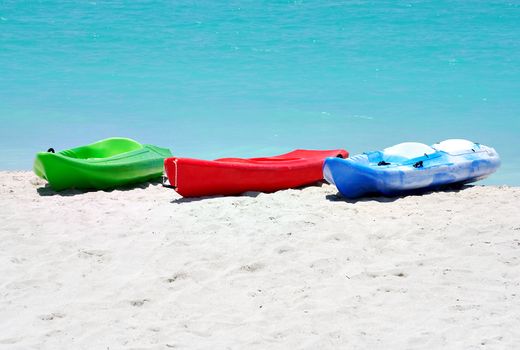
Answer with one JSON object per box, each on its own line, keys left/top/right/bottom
{"left": 1, "top": 171, "right": 519, "bottom": 349}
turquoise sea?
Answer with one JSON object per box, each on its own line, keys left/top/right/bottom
{"left": 1, "top": 1, "right": 519, "bottom": 184}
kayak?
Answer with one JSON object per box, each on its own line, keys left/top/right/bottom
{"left": 34, "top": 137, "right": 172, "bottom": 191}
{"left": 323, "top": 139, "right": 500, "bottom": 199}
{"left": 164, "top": 149, "right": 348, "bottom": 197}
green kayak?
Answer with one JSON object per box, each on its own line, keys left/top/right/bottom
{"left": 33, "top": 137, "right": 172, "bottom": 191}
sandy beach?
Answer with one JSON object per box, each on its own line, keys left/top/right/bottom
{"left": 1, "top": 171, "right": 519, "bottom": 349}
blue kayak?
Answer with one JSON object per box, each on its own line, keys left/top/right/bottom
{"left": 323, "top": 139, "right": 500, "bottom": 199}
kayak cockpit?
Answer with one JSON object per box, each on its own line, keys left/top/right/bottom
{"left": 364, "top": 142, "right": 439, "bottom": 168}
{"left": 59, "top": 138, "right": 143, "bottom": 160}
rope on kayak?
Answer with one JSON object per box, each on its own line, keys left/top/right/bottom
{"left": 47, "top": 148, "right": 55, "bottom": 153}
{"left": 413, "top": 161, "right": 424, "bottom": 168}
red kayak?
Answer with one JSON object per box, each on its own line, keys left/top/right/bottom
{"left": 164, "top": 149, "right": 348, "bottom": 197}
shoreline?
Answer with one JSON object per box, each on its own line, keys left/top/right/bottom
{"left": 1, "top": 171, "right": 519, "bottom": 348}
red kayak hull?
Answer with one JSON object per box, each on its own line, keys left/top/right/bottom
{"left": 164, "top": 149, "right": 348, "bottom": 197}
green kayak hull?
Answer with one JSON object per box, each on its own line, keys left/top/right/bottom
{"left": 33, "top": 137, "right": 172, "bottom": 191}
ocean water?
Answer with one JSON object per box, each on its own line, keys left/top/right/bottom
{"left": 1, "top": 0, "right": 519, "bottom": 185}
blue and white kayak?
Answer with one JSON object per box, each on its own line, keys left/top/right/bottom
{"left": 323, "top": 139, "right": 500, "bottom": 199}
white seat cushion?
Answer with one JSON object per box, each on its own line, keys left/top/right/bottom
{"left": 382, "top": 142, "right": 436, "bottom": 163}
{"left": 432, "top": 139, "right": 475, "bottom": 154}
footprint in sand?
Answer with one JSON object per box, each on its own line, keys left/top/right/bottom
{"left": 78, "top": 249, "right": 110, "bottom": 263}
{"left": 130, "top": 298, "right": 150, "bottom": 307}
{"left": 240, "top": 263, "right": 264, "bottom": 272}
{"left": 165, "top": 272, "right": 188, "bottom": 284}
{"left": 39, "top": 312, "right": 65, "bottom": 321}
{"left": 276, "top": 246, "right": 293, "bottom": 254}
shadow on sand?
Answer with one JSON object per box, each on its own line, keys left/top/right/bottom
{"left": 325, "top": 183, "right": 474, "bottom": 204}
{"left": 170, "top": 191, "right": 261, "bottom": 204}
{"left": 36, "top": 179, "right": 162, "bottom": 197}
{"left": 168, "top": 181, "right": 335, "bottom": 204}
